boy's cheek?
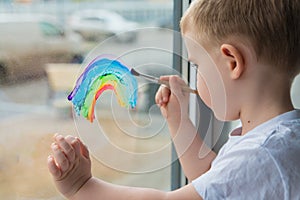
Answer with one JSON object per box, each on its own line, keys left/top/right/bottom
{"left": 197, "top": 71, "right": 228, "bottom": 121}
{"left": 197, "top": 76, "right": 212, "bottom": 108}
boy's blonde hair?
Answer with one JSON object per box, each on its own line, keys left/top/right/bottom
{"left": 181, "top": 0, "right": 300, "bottom": 77}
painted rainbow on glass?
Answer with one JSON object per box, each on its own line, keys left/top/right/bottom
{"left": 68, "top": 56, "right": 138, "bottom": 122}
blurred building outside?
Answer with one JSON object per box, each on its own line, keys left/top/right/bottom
{"left": 0, "top": 0, "right": 173, "bottom": 27}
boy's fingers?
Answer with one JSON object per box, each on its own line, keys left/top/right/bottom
{"left": 51, "top": 143, "right": 70, "bottom": 172}
{"left": 55, "top": 135, "right": 75, "bottom": 162}
{"left": 71, "top": 138, "right": 81, "bottom": 158}
{"left": 65, "top": 136, "right": 79, "bottom": 159}
{"left": 47, "top": 155, "right": 61, "bottom": 179}
{"left": 78, "top": 138, "right": 90, "bottom": 159}
{"left": 161, "top": 86, "right": 170, "bottom": 103}
{"left": 169, "top": 76, "right": 187, "bottom": 96}
{"left": 155, "top": 76, "right": 172, "bottom": 106}
{"left": 155, "top": 86, "right": 171, "bottom": 105}
{"left": 159, "top": 76, "right": 171, "bottom": 102}
{"left": 155, "top": 87, "right": 162, "bottom": 105}
{"left": 155, "top": 86, "right": 164, "bottom": 105}
{"left": 159, "top": 75, "right": 170, "bottom": 81}
{"left": 65, "top": 135, "right": 76, "bottom": 144}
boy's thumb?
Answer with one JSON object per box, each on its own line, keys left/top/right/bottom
{"left": 169, "top": 76, "right": 184, "bottom": 97}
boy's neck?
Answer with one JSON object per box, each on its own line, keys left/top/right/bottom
{"left": 239, "top": 69, "right": 294, "bottom": 136}
{"left": 240, "top": 102, "right": 294, "bottom": 136}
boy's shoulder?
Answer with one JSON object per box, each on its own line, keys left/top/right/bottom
{"left": 261, "top": 110, "right": 300, "bottom": 173}
{"left": 192, "top": 110, "right": 300, "bottom": 199}
{"left": 261, "top": 109, "right": 300, "bottom": 148}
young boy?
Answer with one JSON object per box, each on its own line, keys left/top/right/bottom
{"left": 47, "top": 0, "right": 300, "bottom": 199}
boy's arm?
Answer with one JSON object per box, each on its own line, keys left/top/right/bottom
{"left": 155, "top": 76, "right": 216, "bottom": 181}
{"left": 48, "top": 135, "right": 202, "bottom": 200}
{"left": 72, "top": 177, "right": 202, "bottom": 200}
{"left": 170, "top": 117, "right": 216, "bottom": 181}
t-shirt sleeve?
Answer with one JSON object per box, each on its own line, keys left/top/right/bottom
{"left": 192, "top": 146, "right": 284, "bottom": 200}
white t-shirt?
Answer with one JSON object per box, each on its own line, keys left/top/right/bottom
{"left": 192, "top": 110, "right": 300, "bottom": 200}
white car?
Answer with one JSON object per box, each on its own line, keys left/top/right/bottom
{"left": 0, "top": 14, "right": 84, "bottom": 83}
{"left": 68, "top": 9, "right": 138, "bottom": 42}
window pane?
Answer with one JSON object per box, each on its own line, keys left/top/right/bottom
{"left": 291, "top": 74, "right": 300, "bottom": 108}
{"left": 0, "top": 0, "right": 173, "bottom": 199}
{"left": 39, "top": 22, "right": 63, "bottom": 37}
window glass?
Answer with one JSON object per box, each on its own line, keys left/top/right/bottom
{"left": 39, "top": 22, "right": 63, "bottom": 37}
{"left": 291, "top": 74, "right": 300, "bottom": 108}
{"left": 82, "top": 17, "right": 105, "bottom": 22}
{"left": 0, "top": 0, "right": 173, "bottom": 199}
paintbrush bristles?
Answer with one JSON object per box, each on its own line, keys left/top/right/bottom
{"left": 130, "top": 68, "right": 140, "bottom": 76}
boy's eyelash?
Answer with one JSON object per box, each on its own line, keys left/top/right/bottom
{"left": 190, "top": 62, "right": 198, "bottom": 69}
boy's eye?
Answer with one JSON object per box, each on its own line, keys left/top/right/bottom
{"left": 189, "top": 62, "right": 198, "bottom": 70}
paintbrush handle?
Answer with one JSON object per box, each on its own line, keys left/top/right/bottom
{"left": 130, "top": 68, "right": 198, "bottom": 95}
{"left": 158, "top": 80, "right": 198, "bottom": 95}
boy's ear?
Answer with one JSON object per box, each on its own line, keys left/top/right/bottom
{"left": 220, "top": 44, "right": 245, "bottom": 80}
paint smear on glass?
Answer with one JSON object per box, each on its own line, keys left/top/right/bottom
{"left": 68, "top": 56, "right": 138, "bottom": 122}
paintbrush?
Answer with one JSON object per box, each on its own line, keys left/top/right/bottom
{"left": 130, "top": 68, "right": 198, "bottom": 95}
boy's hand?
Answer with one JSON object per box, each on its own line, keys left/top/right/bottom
{"left": 47, "top": 135, "right": 92, "bottom": 199}
{"left": 155, "top": 75, "right": 190, "bottom": 125}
